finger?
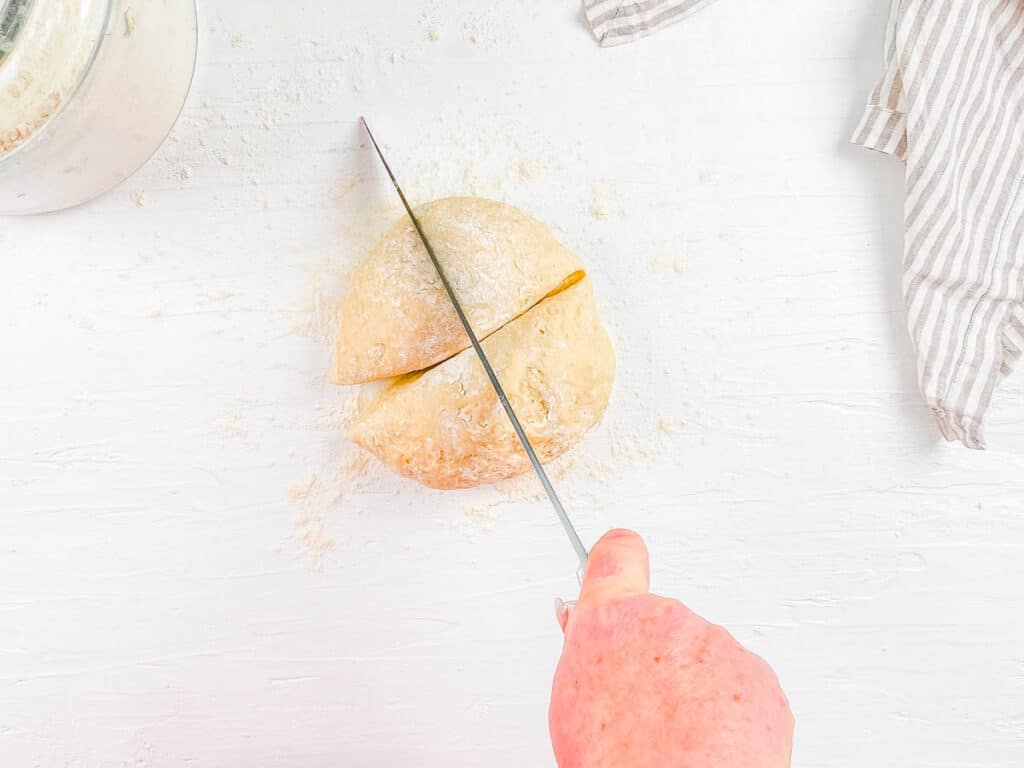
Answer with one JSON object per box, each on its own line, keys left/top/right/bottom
{"left": 578, "top": 528, "right": 650, "bottom": 605}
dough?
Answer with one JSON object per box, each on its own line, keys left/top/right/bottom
{"left": 337, "top": 196, "right": 615, "bottom": 489}
{"left": 335, "top": 196, "right": 584, "bottom": 385}
{"left": 348, "top": 277, "right": 614, "bottom": 490}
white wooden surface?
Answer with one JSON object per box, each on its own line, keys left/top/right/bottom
{"left": 4, "top": 1, "right": 1024, "bottom": 766}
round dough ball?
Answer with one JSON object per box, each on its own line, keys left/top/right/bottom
{"left": 348, "top": 277, "right": 615, "bottom": 490}
{"left": 335, "top": 196, "right": 585, "bottom": 385}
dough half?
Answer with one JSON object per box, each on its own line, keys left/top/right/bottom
{"left": 347, "top": 277, "right": 615, "bottom": 490}
{"left": 335, "top": 197, "right": 585, "bottom": 385}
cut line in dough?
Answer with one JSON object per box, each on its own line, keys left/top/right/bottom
{"left": 334, "top": 197, "right": 585, "bottom": 385}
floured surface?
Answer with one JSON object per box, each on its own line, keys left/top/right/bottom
{"left": 4, "top": 2, "right": 1024, "bottom": 768}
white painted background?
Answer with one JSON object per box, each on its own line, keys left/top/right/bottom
{"left": 3, "top": 1, "right": 1024, "bottom": 766}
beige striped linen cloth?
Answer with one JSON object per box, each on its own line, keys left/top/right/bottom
{"left": 583, "top": 0, "right": 719, "bottom": 46}
{"left": 853, "top": 0, "right": 1024, "bottom": 450}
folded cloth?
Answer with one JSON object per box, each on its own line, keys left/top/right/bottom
{"left": 852, "top": 0, "right": 1024, "bottom": 450}
{"left": 583, "top": 0, "right": 719, "bottom": 47}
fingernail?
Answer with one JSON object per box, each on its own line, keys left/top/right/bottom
{"left": 554, "top": 597, "right": 568, "bottom": 632}
{"left": 554, "top": 597, "right": 577, "bottom": 632}
{"left": 606, "top": 528, "right": 635, "bottom": 539}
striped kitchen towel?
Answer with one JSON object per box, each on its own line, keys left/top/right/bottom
{"left": 584, "top": 0, "right": 719, "bottom": 47}
{"left": 852, "top": 0, "right": 1024, "bottom": 449}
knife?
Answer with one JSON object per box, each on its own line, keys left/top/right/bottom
{"left": 359, "top": 116, "right": 589, "bottom": 584}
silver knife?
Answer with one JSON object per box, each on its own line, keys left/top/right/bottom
{"left": 359, "top": 116, "right": 589, "bottom": 584}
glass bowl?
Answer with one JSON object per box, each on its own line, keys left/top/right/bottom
{"left": 0, "top": 0, "right": 197, "bottom": 214}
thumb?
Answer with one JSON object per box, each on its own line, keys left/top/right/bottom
{"left": 578, "top": 529, "right": 650, "bottom": 605}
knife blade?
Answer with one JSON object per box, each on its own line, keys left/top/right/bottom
{"left": 359, "top": 117, "right": 589, "bottom": 582}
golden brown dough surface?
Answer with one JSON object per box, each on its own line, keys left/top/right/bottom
{"left": 335, "top": 196, "right": 584, "bottom": 385}
{"left": 347, "top": 278, "right": 615, "bottom": 490}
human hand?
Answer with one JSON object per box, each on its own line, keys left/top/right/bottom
{"left": 549, "top": 530, "right": 794, "bottom": 768}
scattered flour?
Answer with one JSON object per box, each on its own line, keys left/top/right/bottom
{"left": 290, "top": 280, "right": 341, "bottom": 346}
{"left": 611, "top": 434, "right": 653, "bottom": 461}
{"left": 585, "top": 459, "right": 615, "bottom": 482}
{"left": 515, "top": 158, "right": 549, "bottom": 182}
{"left": 458, "top": 11, "right": 508, "bottom": 48}
{"left": 288, "top": 473, "right": 341, "bottom": 571}
{"left": 590, "top": 182, "right": 628, "bottom": 220}
{"left": 462, "top": 503, "right": 497, "bottom": 533}
{"left": 329, "top": 175, "right": 362, "bottom": 201}
{"left": 492, "top": 471, "right": 546, "bottom": 504}
{"left": 294, "top": 506, "right": 334, "bottom": 571}
{"left": 658, "top": 417, "right": 683, "bottom": 434}
{"left": 124, "top": 7, "right": 137, "bottom": 37}
{"left": 648, "top": 253, "right": 669, "bottom": 273}
{"left": 289, "top": 474, "right": 318, "bottom": 502}
{"left": 285, "top": 444, "right": 379, "bottom": 570}
{"left": 213, "top": 412, "right": 248, "bottom": 439}
{"left": 203, "top": 289, "right": 235, "bottom": 303}
{"left": 340, "top": 450, "right": 370, "bottom": 481}
{"left": 416, "top": 8, "right": 444, "bottom": 43}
